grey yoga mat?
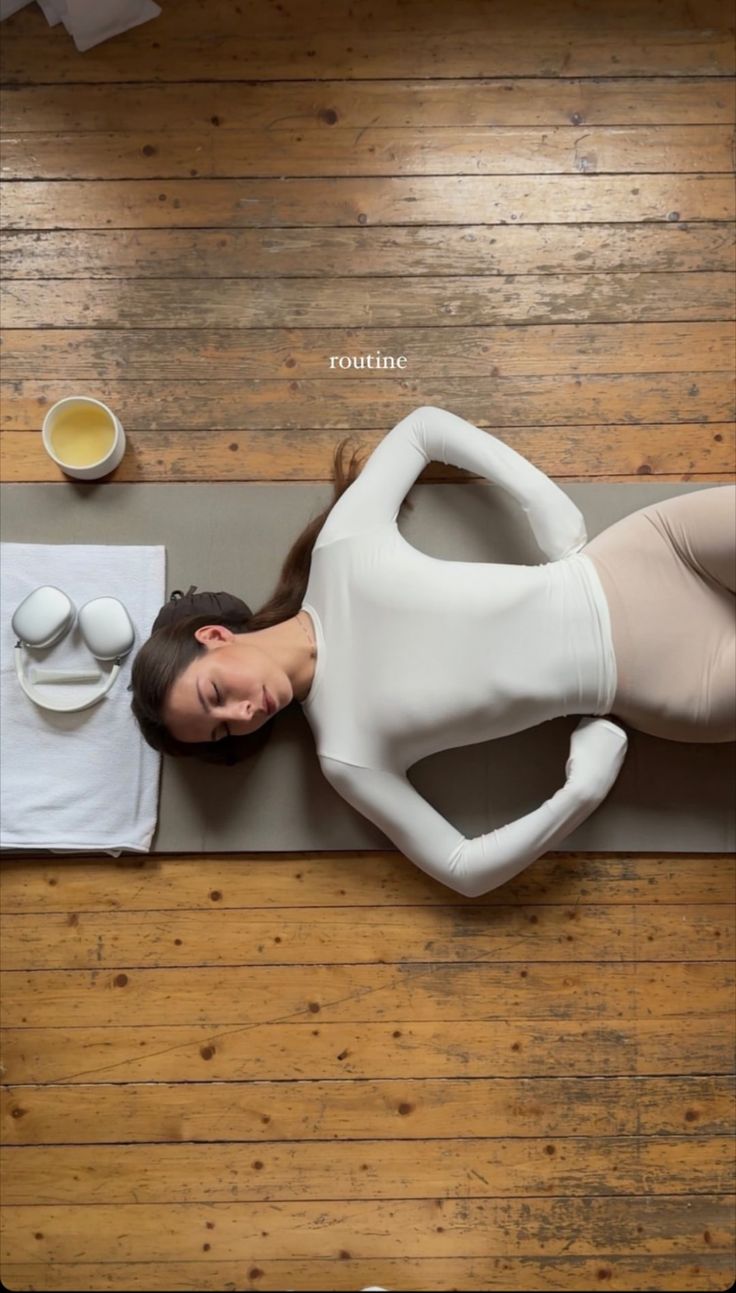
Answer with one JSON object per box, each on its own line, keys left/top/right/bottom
{"left": 1, "top": 481, "right": 734, "bottom": 854}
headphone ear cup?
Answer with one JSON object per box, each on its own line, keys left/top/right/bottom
{"left": 48, "top": 594, "right": 77, "bottom": 647}
{"left": 11, "top": 585, "right": 77, "bottom": 649}
{"left": 77, "top": 596, "right": 135, "bottom": 661}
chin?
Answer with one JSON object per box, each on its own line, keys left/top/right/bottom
{"left": 268, "top": 687, "right": 284, "bottom": 719}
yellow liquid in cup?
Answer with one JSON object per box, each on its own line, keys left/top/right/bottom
{"left": 49, "top": 403, "right": 116, "bottom": 467}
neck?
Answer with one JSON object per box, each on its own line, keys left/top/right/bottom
{"left": 291, "top": 609, "right": 317, "bottom": 701}
{"left": 235, "top": 611, "right": 316, "bottom": 703}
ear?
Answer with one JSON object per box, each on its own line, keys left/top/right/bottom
{"left": 194, "top": 624, "right": 234, "bottom": 648}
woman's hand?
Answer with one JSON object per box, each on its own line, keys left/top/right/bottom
{"left": 565, "top": 716, "right": 629, "bottom": 802}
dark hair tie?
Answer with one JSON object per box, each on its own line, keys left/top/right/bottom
{"left": 150, "top": 585, "right": 253, "bottom": 635}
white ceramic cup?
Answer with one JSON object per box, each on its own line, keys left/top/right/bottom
{"left": 41, "top": 396, "right": 126, "bottom": 481}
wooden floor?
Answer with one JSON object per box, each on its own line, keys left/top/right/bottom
{"left": 1, "top": 1, "right": 735, "bottom": 1290}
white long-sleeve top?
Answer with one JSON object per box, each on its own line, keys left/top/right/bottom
{"left": 300, "top": 405, "right": 628, "bottom": 898}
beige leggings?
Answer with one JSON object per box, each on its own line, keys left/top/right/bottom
{"left": 582, "top": 485, "right": 736, "bottom": 743}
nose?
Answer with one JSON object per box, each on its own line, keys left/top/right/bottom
{"left": 235, "top": 697, "right": 259, "bottom": 723}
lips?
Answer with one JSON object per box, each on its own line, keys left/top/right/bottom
{"left": 264, "top": 686, "right": 275, "bottom": 717}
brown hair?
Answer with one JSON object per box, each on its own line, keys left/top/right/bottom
{"left": 129, "top": 435, "right": 412, "bottom": 766}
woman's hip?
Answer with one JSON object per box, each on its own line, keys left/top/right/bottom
{"left": 581, "top": 488, "right": 736, "bottom": 743}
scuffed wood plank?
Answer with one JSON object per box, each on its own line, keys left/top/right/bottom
{"left": 3, "top": 274, "right": 735, "bottom": 328}
{"left": 2, "top": 78, "right": 734, "bottom": 133}
{"left": 1, "top": 960, "right": 732, "bottom": 1028}
{"left": 2, "top": 374, "right": 733, "bottom": 429}
{"left": 3, "top": 225, "right": 733, "bottom": 278}
{"left": 2, "top": 1074, "right": 733, "bottom": 1145}
{"left": 2, "top": 323, "right": 733, "bottom": 383}
{"left": 2, "top": 424, "right": 734, "bottom": 483}
{"left": 2, "top": 852, "right": 733, "bottom": 909}
{"left": 2, "top": 175, "right": 733, "bottom": 230}
{"left": 1, "top": 1013, "right": 732, "bottom": 1085}
{"left": 1, "top": 0, "right": 733, "bottom": 81}
{"left": 2, "top": 126, "right": 732, "bottom": 179}
{"left": 1, "top": 1195, "right": 733, "bottom": 1263}
{"left": 1, "top": 903, "right": 733, "bottom": 970}
{"left": 0, "top": 1255, "right": 732, "bottom": 1292}
{"left": 1, "top": 1136, "right": 733, "bottom": 1202}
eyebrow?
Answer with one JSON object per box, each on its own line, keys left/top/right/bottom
{"left": 196, "top": 677, "right": 220, "bottom": 742}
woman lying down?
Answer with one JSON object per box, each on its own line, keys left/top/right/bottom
{"left": 129, "top": 405, "right": 736, "bottom": 899}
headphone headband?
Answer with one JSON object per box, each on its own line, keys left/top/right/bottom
{"left": 12, "top": 585, "right": 135, "bottom": 714}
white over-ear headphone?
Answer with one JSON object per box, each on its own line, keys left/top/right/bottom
{"left": 12, "top": 584, "right": 136, "bottom": 714}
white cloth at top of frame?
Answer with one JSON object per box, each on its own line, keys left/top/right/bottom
{"left": 0, "top": 1, "right": 161, "bottom": 52}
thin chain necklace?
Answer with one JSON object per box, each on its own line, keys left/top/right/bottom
{"left": 298, "top": 610, "right": 315, "bottom": 651}
{"left": 296, "top": 611, "right": 316, "bottom": 704}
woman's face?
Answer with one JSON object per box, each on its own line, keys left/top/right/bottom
{"left": 163, "top": 627, "right": 288, "bottom": 744}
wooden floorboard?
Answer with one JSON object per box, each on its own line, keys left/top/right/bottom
{"left": 1, "top": 0, "right": 734, "bottom": 1289}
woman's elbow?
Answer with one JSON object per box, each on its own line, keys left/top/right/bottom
{"left": 442, "top": 872, "right": 488, "bottom": 900}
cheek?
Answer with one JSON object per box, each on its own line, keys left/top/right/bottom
{"left": 227, "top": 651, "right": 262, "bottom": 691}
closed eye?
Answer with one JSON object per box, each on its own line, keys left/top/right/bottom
{"left": 213, "top": 683, "right": 231, "bottom": 740}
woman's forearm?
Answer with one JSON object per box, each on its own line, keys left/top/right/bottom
{"left": 400, "top": 406, "right": 589, "bottom": 560}
{"left": 446, "top": 774, "right": 608, "bottom": 899}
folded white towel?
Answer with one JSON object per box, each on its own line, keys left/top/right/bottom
{"left": 1, "top": 542, "right": 166, "bottom": 856}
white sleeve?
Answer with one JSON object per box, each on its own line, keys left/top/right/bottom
{"left": 319, "top": 404, "right": 588, "bottom": 561}
{"left": 320, "top": 728, "right": 624, "bottom": 899}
